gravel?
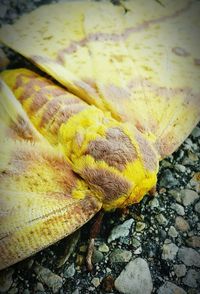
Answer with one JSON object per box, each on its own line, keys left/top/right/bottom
{"left": 114, "top": 258, "right": 153, "bottom": 294}
{"left": 0, "top": 1, "right": 199, "bottom": 294}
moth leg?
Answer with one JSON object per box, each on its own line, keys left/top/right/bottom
{"left": 149, "top": 186, "right": 157, "bottom": 197}
{"left": 86, "top": 210, "right": 104, "bottom": 272}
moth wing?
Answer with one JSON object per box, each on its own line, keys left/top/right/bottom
{"left": 0, "top": 81, "right": 102, "bottom": 270}
{"left": 83, "top": 0, "right": 200, "bottom": 158}
{"left": 0, "top": 0, "right": 200, "bottom": 158}
{"left": 0, "top": 1, "right": 104, "bottom": 109}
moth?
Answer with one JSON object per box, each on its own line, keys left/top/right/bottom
{"left": 0, "top": 0, "right": 199, "bottom": 270}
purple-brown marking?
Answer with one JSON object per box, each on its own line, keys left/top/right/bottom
{"left": 55, "top": 1, "right": 192, "bottom": 60}
{"left": 87, "top": 127, "right": 137, "bottom": 171}
{"left": 82, "top": 167, "right": 131, "bottom": 203}
{"left": 135, "top": 131, "right": 158, "bottom": 171}
{"left": 172, "top": 47, "right": 190, "bottom": 57}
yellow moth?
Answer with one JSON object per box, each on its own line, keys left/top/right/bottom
{"left": 0, "top": 0, "right": 199, "bottom": 270}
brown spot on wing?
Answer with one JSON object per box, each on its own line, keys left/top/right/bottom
{"left": 135, "top": 131, "right": 158, "bottom": 171}
{"left": 172, "top": 47, "right": 190, "bottom": 57}
{"left": 10, "top": 116, "right": 38, "bottom": 141}
{"left": 55, "top": 1, "right": 192, "bottom": 57}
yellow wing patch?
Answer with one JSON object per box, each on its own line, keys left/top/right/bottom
{"left": 0, "top": 0, "right": 199, "bottom": 158}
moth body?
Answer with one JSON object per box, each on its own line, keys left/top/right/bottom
{"left": 1, "top": 68, "right": 159, "bottom": 211}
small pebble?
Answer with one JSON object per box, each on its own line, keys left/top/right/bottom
{"left": 159, "top": 169, "right": 179, "bottom": 188}
{"left": 91, "top": 277, "right": 100, "bottom": 288}
{"left": 172, "top": 203, "right": 185, "bottom": 216}
{"left": 135, "top": 222, "right": 146, "bottom": 232}
{"left": 186, "top": 236, "right": 200, "bottom": 248}
{"left": 35, "top": 282, "right": 45, "bottom": 292}
{"left": 180, "top": 189, "right": 199, "bottom": 206}
{"left": 182, "top": 269, "right": 200, "bottom": 288}
{"left": 175, "top": 216, "right": 190, "bottom": 232}
{"left": 34, "top": 263, "right": 63, "bottom": 293}
{"left": 109, "top": 249, "right": 132, "bottom": 263}
{"left": 92, "top": 249, "right": 104, "bottom": 264}
{"left": 63, "top": 263, "right": 75, "bottom": 278}
{"left": 0, "top": 5, "right": 7, "bottom": 18}
{"left": 114, "top": 258, "right": 153, "bottom": 294}
{"left": 169, "top": 190, "right": 182, "bottom": 203}
{"left": 157, "top": 281, "right": 186, "bottom": 294}
{"left": 162, "top": 241, "right": 178, "bottom": 260}
{"left": 98, "top": 243, "right": 109, "bottom": 253}
{"left": 108, "top": 219, "right": 134, "bottom": 243}
{"left": 0, "top": 269, "right": 14, "bottom": 293}
{"left": 149, "top": 198, "right": 159, "bottom": 209}
{"left": 131, "top": 237, "right": 141, "bottom": 248}
{"left": 194, "top": 201, "right": 200, "bottom": 214}
{"left": 156, "top": 214, "right": 168, "bottom": 226}
{"left": 175, "top": 164, "right": 186, "bottom": 173}
{"left": 173, "top": 264, "right": 186, "bottom": 278}
{"left": 134, "top": 246, "right": 142, "bottom": 255}
{"left": 168, "top": 226, "right": 178, "bottom": 238}
{"left": 192, "top": 127, "right": 200, "bottom": 138}
{"left": 178, "top": 247, "right": 200, "bottom": 267}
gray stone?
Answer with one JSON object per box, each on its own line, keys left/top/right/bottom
{"left": 91, "top": 277, "right": 100, "bottom": 287}
{"left": 114, "top": 258, "right": 153, "bottom": 294}
{"left": 35, "top": 282, "right": 45, "bottom": 292}
{"left": 0, "top": 269, "right": 14, "bottom": 293}
{"left": 108, "top": 219, "right": 134, "bottom": 243}
{"left": 194, "top": 201, "right": 200, "bottom": 214}
{"left": 135, "top": 222, "right": 146, "bottom": 232}
{"left": 157, "top": 281, "right": 186, "bottom": 294}
{"left": 182, "top": 269, "right": 200, "bottom": 288}
{"left": 189, "top": 173, "right": 200, "bottom": 193}
{"left": 175, "top": 216, "right": 190, "bottom": 232}
{"left": 162, "top": 241, "right": 178, "bottom": 260}
{"left": 156, "top": 214, "right": 168, "bottom": 226}
{"left": 192, "top": 127, "right": 200, "bottom": 138}
{"left": 186, "top": 236, "right": 200, "bottom": 248}
{"left": 92, "top": 249, "right": 104, "bottom": 264}
{"left": 160, "top": 169, "right": 179, "bottom": 188}
{"left": 180, "top": 189, "right": 199, "bottom": 206}
{"left": 168, "top": 226, "right": 178, "bottom": 238}
{"left": 8, "top": 287, "right": 18, "bottom": 294}
{"left": 172, "top": 203, "right": 185, "bottom": 216}
{"left": 178, "top": 247, "right": 200, "bottom": 267}
{"left": 109, "top": 249, "right": 132, "bottom": 263}
{"left": 169, "top": 190, "right": 182, "bottom": 203}
{"left": 173, "top": 264, "right": 186, "bottom": 278}
{"left": 63, "top": 263, "right": 75, "bottom": 278}
{"left": 34, "top": 263, "right": 63, "bottom": 293}
{"left": 98, "top": 243, "right": 109, "bottom": 253}
{"left": 131, "top": 238, "right": 141, "bottom": 248}
{"left": 175, "top": 164, "right": 186, "bottom": 173}
{"left": 188, "top": 290, "right": 199, "bottom": 294}
{"left": 133, "top": 247, "right": 142, "bottom": 255}
{"left": 0, "top": 5, "right": 7, "bottom": 18}
{"left": 72, "top": 290, "right": 79, "bottom": 294}
{"left": 149, "top": 198, "right": 159, "bottom": 209}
